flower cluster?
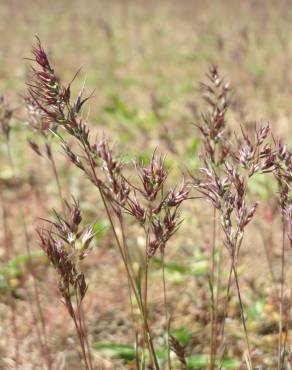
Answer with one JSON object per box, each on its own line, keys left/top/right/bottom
{"left": 197, "top": 65, "right": 231, "bottom": 165}
{"left": 236, "top": 124, "right": 275, "bottom": 176}
{"left": 96, "top": 139, "right": 130, "bottom": 211}
{"left": 27, "top": 38, "right": 131, "bottom": 203}
{"left": 28, "top": 37, "right": 92, "bottom": 145}
{"left": 37, "top": 200, "right": 94, "bottom": 313}
{"left": 124, "top": 154, "right": 188, "bottom": 258}
{"left": 137, "top": 153, "right": 168, "bottom": 201}
{"left": 194, "top": 163, "right": 257, "bottom": 253}
{"left": 273, "top": 139, "right": 292, "bottom": 247}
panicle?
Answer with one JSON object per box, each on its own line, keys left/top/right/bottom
{"left": 237, "top": 124, "right": 275, "bottom": 176}
{"left": 37, "top": 199, "right": 94, "bottom": 308}
{"left": 27, "top": 37, "right": 91, "bottom": 138}
{"left": 197, "top": 65, "right": 231, "bottom": 165}
{"left": 148, "top": 208, "right": 181, "bottom": 258}
{"left": 97, "top": 139, "right": 130, "bottom": 210}
{"left": 137, "top": 153, "right": 168, "bottom": 201}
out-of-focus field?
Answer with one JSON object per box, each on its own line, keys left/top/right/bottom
{"left": 0, "top": 0, "right": 291, "bottom": 369}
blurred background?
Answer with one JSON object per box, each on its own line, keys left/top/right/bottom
{"left": 0, "top": 0, "right": 291, "bottom": 369}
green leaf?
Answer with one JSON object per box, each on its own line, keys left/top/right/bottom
{"left": 93, "top": 343, "right": 135, "bottom": 361}
{"left": 0, "top": 274, "right": 8, "bottom": 291}
{"left": 247, "top": 62, "right": 265, "bottom": 78}
{"left": 152, "top": 258, "right": 208, "bottom": 278}
{"left": 7, "top": 251, "right": 45, "bottom": 268}
{"left": 247, "top": 297, "right": 266, "bottom": 321}
{"left": 187, "top": 137, "right": 201, "bottom": 156}
{"left": 137, "top": 152, "right": 152, "bottom": 165}
{"left": 0, "top": 251, "right": 46, "bottom": 292}
{"left": 154, "top": 259, "right": 189, "bottom": 274}
{"left": 187, "top": 355, "right": 240, "bottom": 369}
{"left": 171, "top": 327, "right": 194, "bottom": 346}
{"left": 103, "top": 95, "right": 138, "bottom": 124}
{"left": 248, "top": 173, "right": 276, "bottom": 200}
{"left": 189, "top": 261, "right": 209, "bottom": 276}
{"left": 93, "top": 342, "right": 168, "bottom": 364}
{"left": 93, "top": 220, "right": 109, "bottom": 241}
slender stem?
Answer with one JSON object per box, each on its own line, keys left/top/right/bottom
{"left": 57, "top": 131, "right": 160, "bottom": 369}
{"left": 219, "top": 235, "right": 244, "bottom": 342}
{"left": 69, "top": 300, "right": 90, "bottom": 370}
{"left": 233, "top": 265, "right": 253, "bottom": 369}
{"left": 278, "top": 219, "right": 286, "bottom": 370}
{"left": 281, "top": 286, "right": 291, "bottom": 369}
{"left": 209, "top": 207, "right": 216, "bottom": 370}
{"left": 118, "top": 216, "right": 136, "bottom": 320}
{"left": 24, "top": 284, "right": 48, "bottom": 368}
{"left": 161, "top": 250, "right": 171, "bottom": 370}
{"left": 82, "top": 311, "right": 93, "bottom": 370}
{"left": 97, "top": 187, "right": 160, "bottom": 370}
{"left": 143, "top": 229, "right": 149, "bottom": 321}
{"left": 143, "top": 257, "right": 151, "bottom": 367}
{"left": 213, "top": 239, "right": 222, "bottom": 367}
{"left": 118, "top": 216, "right": 142, "bottom": 367}
{"left": 76, "top": 291, "right": 93, "bottom": 370}
{"left": 142, "top": 225, "right": 157, "bottom": 370}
